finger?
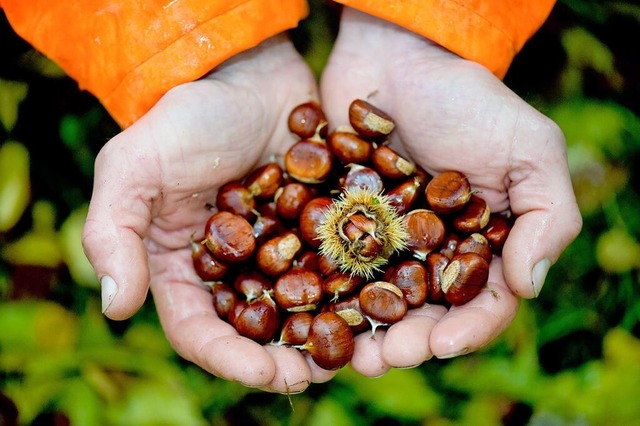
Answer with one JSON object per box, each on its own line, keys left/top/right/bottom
{"left": 504, "top": 122, "right": 583, "bottom": 298}
{"left": 82, "top": 137, "right": 154, "bottom": 320}
{"left": 381, "top": 304, "right": 448, "bottom": 368}
{"left": 429, "top": 258, "right": 520, "bottom": 358}
{"left": 350, "top": 329, "right": 391, "bottom": 377}
{"left": 259, "top": 345, "right": 312, "bottom": 394}
{"left": 305, "top": 353, "right": 339, "bottom": 384}
{"left": 150, "top": 250, "right": 276, "bottom": 387}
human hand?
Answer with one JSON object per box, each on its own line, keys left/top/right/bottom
{"left": 319, "top": 8, "right": 583, "bottom": 375}
{"left": 82, "top": 35, "right": 337, "bottom": 393}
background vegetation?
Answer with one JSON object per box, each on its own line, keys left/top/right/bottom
{"left": 1, "top": 1, "right": 639, "bottom": 424}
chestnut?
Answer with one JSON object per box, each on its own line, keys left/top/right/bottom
{"left": 233, "top": 294, "right": 280, "bottom": 344}
{"left": 341, "top": 164, "right": 384, "bottom": 194}
{"left": 425, "top": 171, "right": 472, "bottom": 214}
{"left": 299, "top": 312, "right": 355, "bottom": 370}
{"left": 452, "top": 194, "right": 491, "bottom": 233}
{"left": 389, "top": 260, "right": 428, "bottom": 308}
{"left": 273, "top": 267, "right": 323, "bottom": 312}
{"left": 402, "top": 209, "right": 446, "bottom": 260}
{"left": 426, "top": 252, "right": 449, "bottom": 303}
{"left": 244, "top": 162, "right": 284, "bottom": 199}
{"left": 455, "top": 233, "right": 493, "bottom": 264}
{"left": 371, "top": 145, "right": 416, "bottom": 179}
{"left": 256, "top": 231, "right": 302, "bottom": 276}
{"left": 275, "top": 312, "right": 313, "bottom": 346}
{"left": 210, "top": 282, "right": 238, "bottom": 321}
{"left": 348, "top": 99, "right": 395, "bottom": 139}
{"left": 284, "top": 139, "right": 333, "bottom": 184}
{"left": 204, "top": 211, "right": 256, "bottom": 263}
{"left": 288, "top": 101, "right": 328, "bottom": 139}
{"left": 386, "top": 176, "right": 423, "bottom": 215}
{"left": 233, "top": 270, "right": 272, "bottom": 301}
{"left": 274, "top": 182, "right": 315, "bottom": 220}
{"left": 191, "top": 239, "right": 229, "bottom": 281}
{"left": 299, "top": 196, "right": 333, "bottom": 248}
{"left": 441, "top": 253, "right": 490, "bottom": 305}
{"left": 327, "top": 127, "right": 373, "bottom": 164}
{"left": 482, "top": 213, "right": 512, "bottom": 253}
{"left": 330, "top": 295, "right": 370, "bottom": 334}
{"left": 322, "top": 272, "right": 364, "bottom": 301}
{"left": 359, "top": 281, "right": 407, "bottom": 333}
{"left": 215, "top": 181, "right": 257, "bottom": 221}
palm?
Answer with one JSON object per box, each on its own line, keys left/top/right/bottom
{"left": 319, "top": 8, "right": 581, "bottom": 371}
{"left": 83, "top": 37, "right": 334, "bottom": 392}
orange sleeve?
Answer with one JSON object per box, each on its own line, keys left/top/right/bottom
{"left": 1, "top": 0, "right": 308, "bottom": 128}
{"left": 334, "top": 0, "right": 555, "bottom": 79}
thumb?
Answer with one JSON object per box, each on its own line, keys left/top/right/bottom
{"left": 82, "top": 140, "right": 152, "bottom": 320}
{"left": 502, "top": 136, "right": 582, "bottom": 299}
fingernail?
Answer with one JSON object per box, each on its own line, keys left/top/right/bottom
{"left": 101, "top": 275, "right": 118, "bottom": 313}
{"left": 532, "top": 258, "right": 551, "bottom": 297}
{"left": 437, "top": 347, "right": 469, "bottom": 359}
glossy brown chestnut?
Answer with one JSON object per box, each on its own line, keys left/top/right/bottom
{"left": 288, "top": 101, "right": 328, "bottom": 139}
{"left": 295, "top": 250, "right": 321, "bottom": 272}
{"left": 452, "top": 194, "right": 491, "bottom": 233}
{"left": 349, "top": 99, "right": 395, "bottom": 139}
{"left": 233, "top": 294, "right": 280, "bottom": 344}
{"left": 327, "top": 128, "right": 373, "bottom": 164}
{"left": 330, "top": 295, "right": 370, "bottom": 334}
{"left": 425, "top": 171, "right": 472, "bottom": 214}
{"left": 299, "top": 196, "right": 333, "bottom": 248}
{"left": 341, "top": 164, "right": 384, "bottom": 194}
{"left": 273, "top": 267, "right": 323, "bottom": 312}
{"left": 300, "top": 312, "right": 355, "bottom": 370}
{"left": 233, "top": 270, "right": 272, "bottom": 301}
{"left": 215, "top": 181, "right": 256, "bottom": 221}
{"left": 275, "top": 312, "right": 314, "bottom": 346}
{"left": 256, "top": 231, "right": 302, "bottom": 276}
{"left": 389, "top": 260, "right": 429, "bottom": 308}
{"left": 252, "top": 213, "right": 285, "bottom": 245}
{"left": 322, "top": 272, "right": 364, "bottom": 301}
{"left": 482, "top": 213, "right": 512, "bottom": 253}
{"left": 440, "top": 232, "right": 462, "bottom": 260}
{"left": 371, "top": 145, "right": 416, "bottom": 179}
{"left": 359, "top": 281, "right": 407, "bottom": 333}
{"left": 455, "top": 233, "right": 493, "bottom": 264}
{"left": 426, "top": 252, "right": 449, "bottom": 303}
{"left": 204, "top": 211, "right": 256, "bottom": 263}
{"left": 386, "top": 176, "right": 423, "bottom": 215}
{"left": 210, "top": 282, "right": 238, "bottom": 321}
{"left": 245, "top": 162, "right": 284, "bottom": 199}
{"left": 274, "top": 182, "right": 315, "bottom": 220}
{"left": 441, "top": 252, "right": 490, "bottom": 305}
{"left": 191, "top": 239, "right": 229, "bottom": 281}
{"left": 284, "top": 139, "right": 333, "bottom": 184}
{"left": 402, "top": 209, "right": 446, "bottom": 260}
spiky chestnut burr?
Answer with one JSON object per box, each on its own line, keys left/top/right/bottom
{"left": 316, "top": 187, "right": 409, "bottom": 280}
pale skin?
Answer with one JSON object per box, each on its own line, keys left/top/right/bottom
{"left": 82, "top": 8, "right": 582, "bottom": 393}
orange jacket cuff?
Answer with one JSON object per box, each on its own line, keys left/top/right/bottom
{"left": 2, "top": 0, "right": 308, "bottom": 128}
{"left": 335, "top": 0, "right": 555, "bottom": 79}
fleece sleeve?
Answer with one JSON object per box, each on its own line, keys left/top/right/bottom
{"left": 333, "top": 0, "right": 556, "bottom": 79}
{"left": 1, "top": 0, "right": 308, "bottom": 128}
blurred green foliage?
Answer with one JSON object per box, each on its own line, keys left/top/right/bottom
{"left": 1, "top": 0, "right": 639, "bottom": 425}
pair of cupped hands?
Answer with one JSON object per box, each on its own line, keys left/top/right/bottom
{"left": 82, "top": 9, "right": 582, "bottom": 393}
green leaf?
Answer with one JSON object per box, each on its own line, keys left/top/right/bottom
{"left": 59, "top": 204, "right": 99, "bottom": 288}
{"left": 0, "top": 140, "right": 30, "bottom": 231}
{"left": 335, "top": 366, "right": 441, "bottom": 420}
{"left": 0, "top": 79, "right": 28, "bottom": 132}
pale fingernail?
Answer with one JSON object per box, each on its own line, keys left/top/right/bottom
{"left": 436, "top": 347, "right": 469, "bottom": 359}
{"left": 101, "top": 275, "right": 118, "bottom": 313}
{"left": 532, "top": 258, "right": 551, "bottom": 297}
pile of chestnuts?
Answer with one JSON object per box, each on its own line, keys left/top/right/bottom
{"left": 191, "top": 99, "right": 513, "bottom": 370}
